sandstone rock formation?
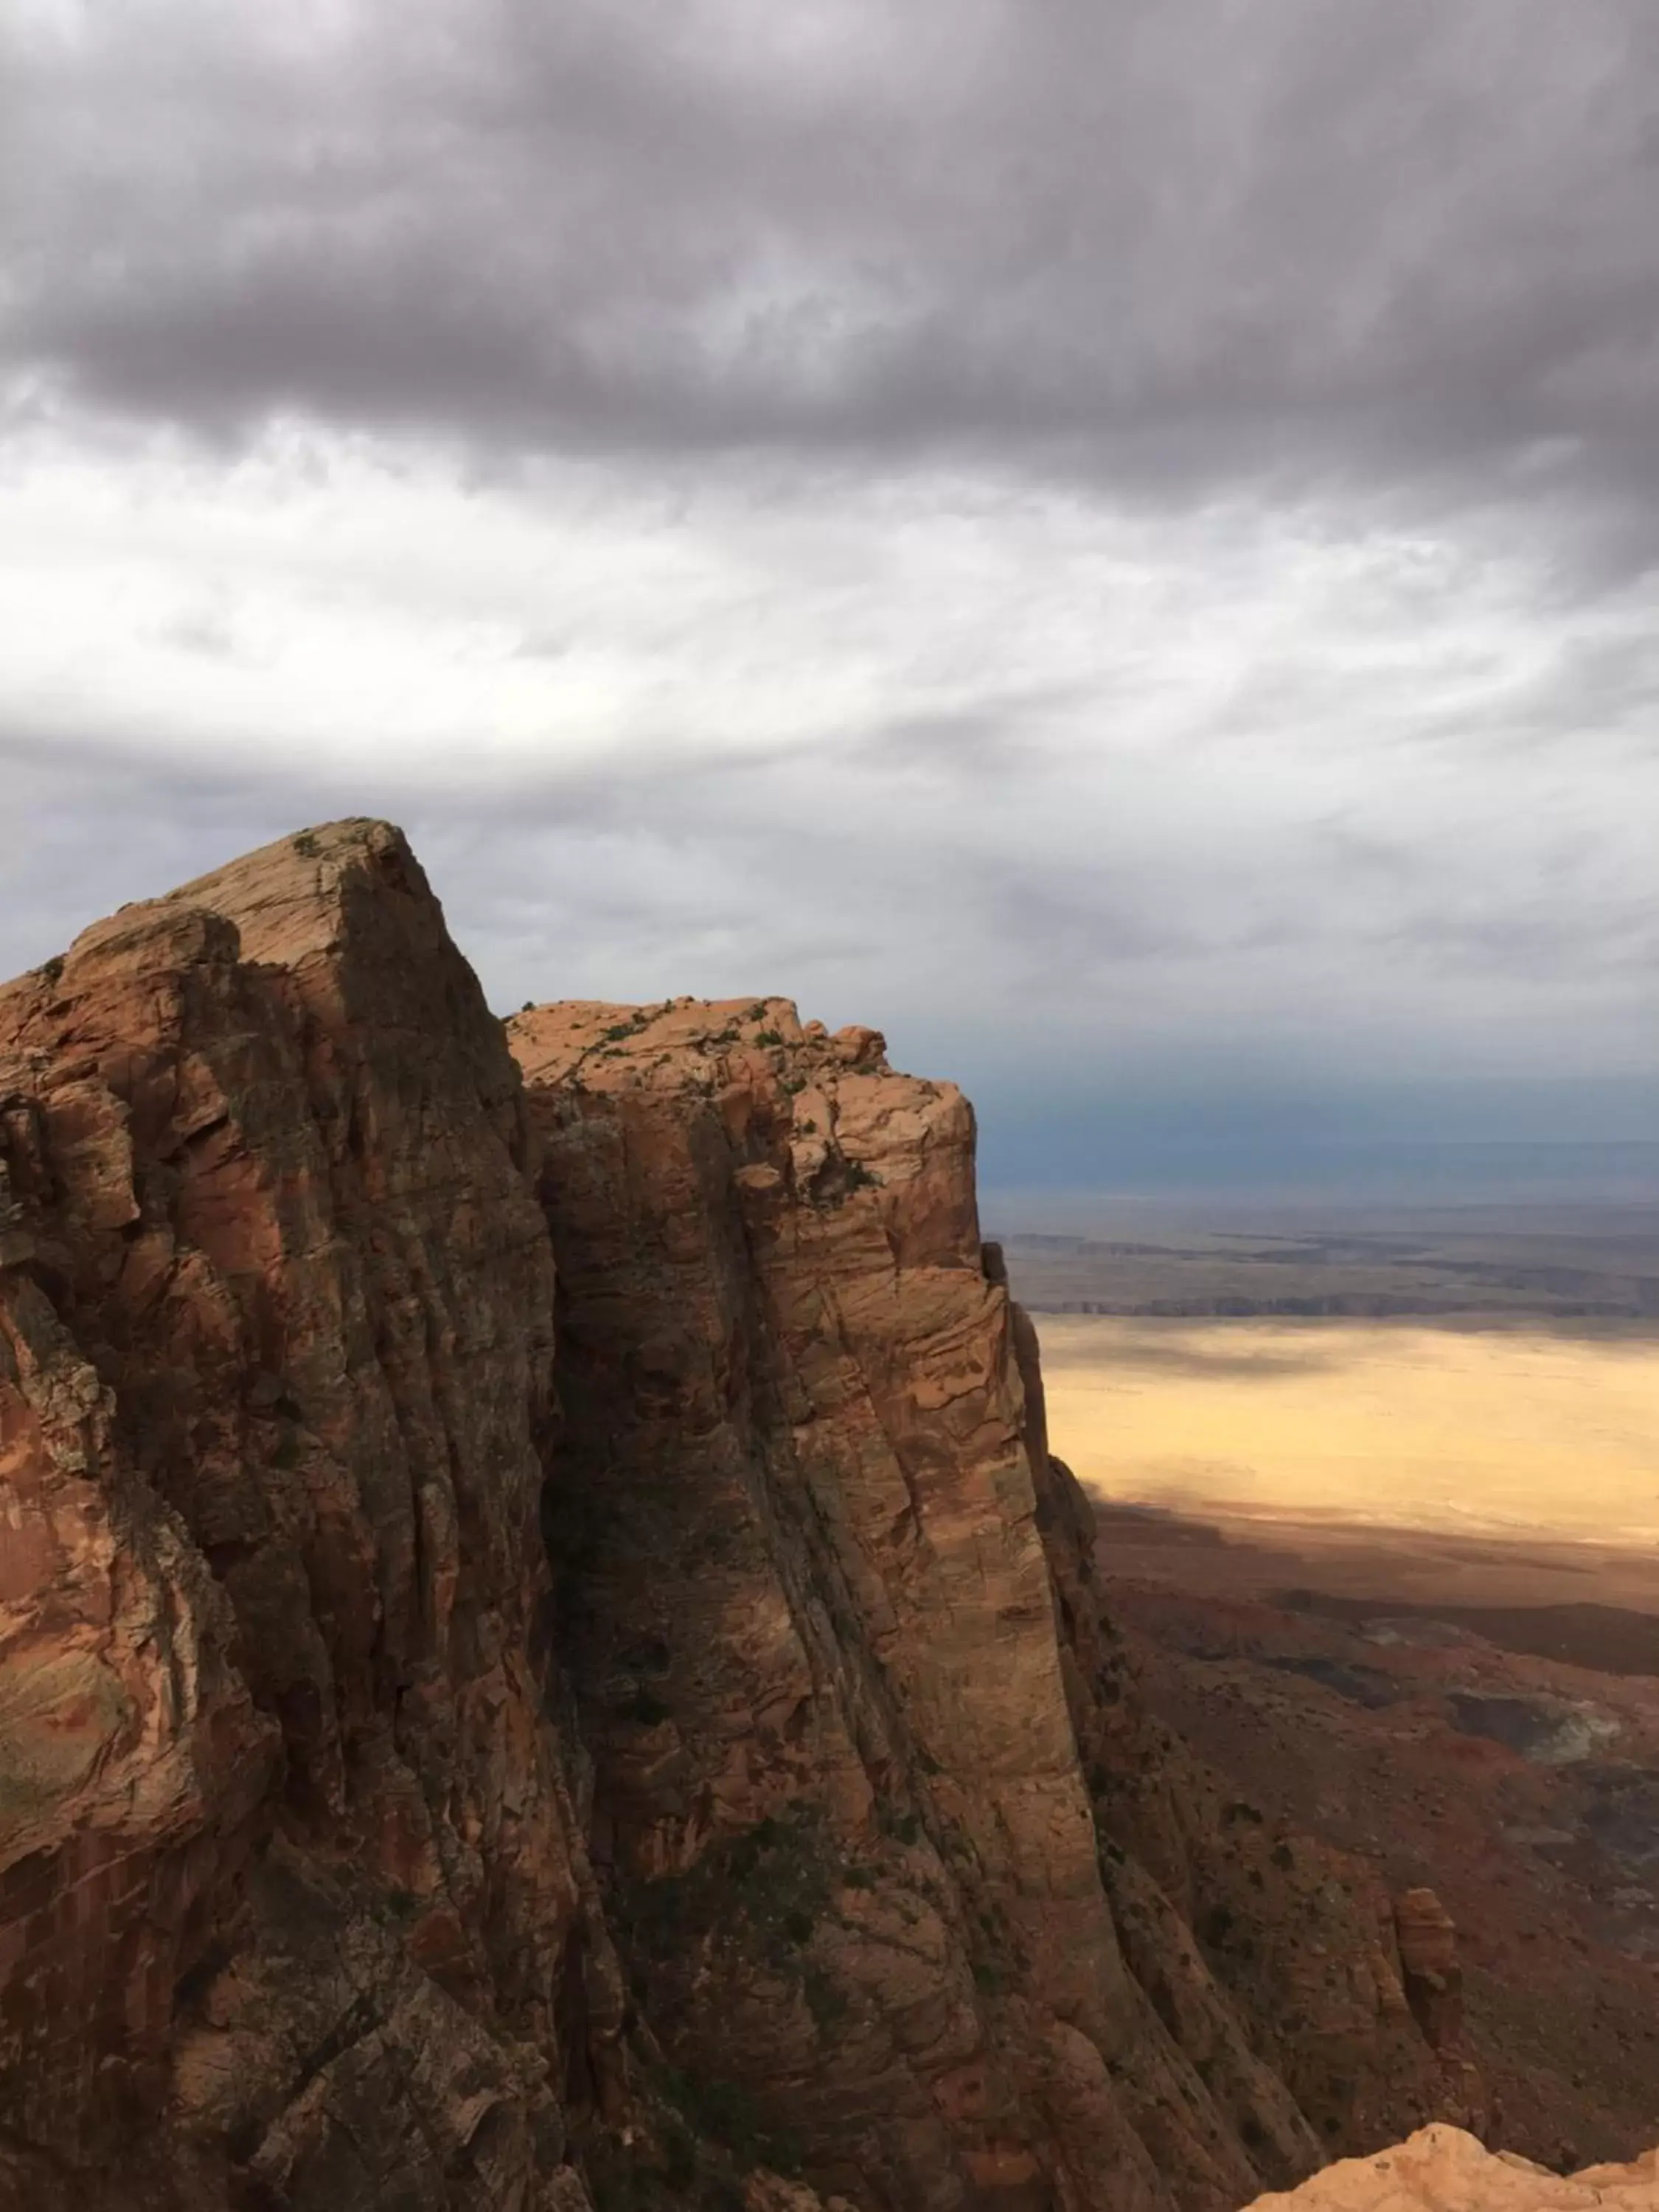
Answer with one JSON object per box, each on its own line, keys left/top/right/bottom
{"left": 0, "top": 823, "right": 610, "bottom": 2212}
{"left": 0, "top": 822, "right": 1512, "bottom": 2212}
{"left": 1390, "top": 1891, "right": 1461, "bottom": 2056}
{"left": 1242, "top": 2125, "right": 1659, "bottom": 2211}
{"left": 507, "top": 995, "right": 1457, "bottom": 2207}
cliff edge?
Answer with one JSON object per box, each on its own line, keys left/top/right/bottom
{"left": 0, "top": 825, "right": 1517, "bottom": 2211}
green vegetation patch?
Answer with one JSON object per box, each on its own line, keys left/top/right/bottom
{"left": 620, "top": 1801, "right": 838, "bottom": 1974}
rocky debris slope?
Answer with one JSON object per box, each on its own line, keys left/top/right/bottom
{"left": 1242, "top": 2126, "right": 1659, "bottom": 2210}
{"left": 1101, "top": 1561, "right": 1659, "bottom": 2170}
{"left": 0, "top": 823, "right": 1477, "bottom": 2212}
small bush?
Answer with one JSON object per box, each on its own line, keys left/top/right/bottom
{"left": 661, "top": 2122, "right": 696, "bottom": 2190}
{"left": 661, "top": 2071, "right": 804, "bottom": 2177}
{"left": 292, "top": 831, "right": 321, "bottom": 858}
{"left": 802, "top": 1964, "right": 848, "bottom": 2031}
{"left": 1200, "top": 1905, "right": 1235, "bottom": 1948}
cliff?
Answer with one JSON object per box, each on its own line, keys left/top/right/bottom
{"left": 0, "top": 822, "right": 609, "bottom": 2212}
{"left": 0, "top": 824, "right": 1517, "bottom": 2212}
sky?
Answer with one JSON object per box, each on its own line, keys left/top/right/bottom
{"left": 3, "top": 0, "right": 1657, "bottom": 1194}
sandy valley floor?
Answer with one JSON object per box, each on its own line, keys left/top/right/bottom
{"left": 1036, "top": 1315, "right": 1659, "bottom": 1557}
{"left": 1016, "top": 1262, "right": 1659, "bottom": 2161}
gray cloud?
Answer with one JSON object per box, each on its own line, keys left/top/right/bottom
{"left": 7, "top": 0, "right": 1659, "bottom": 540}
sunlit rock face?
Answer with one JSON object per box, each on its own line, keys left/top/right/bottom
{"left": 1242, "top": 2125, "right": 1659, "bottom": 2210}
{"left": 1, "top": 822, "right": 1464, "bottom": 2212}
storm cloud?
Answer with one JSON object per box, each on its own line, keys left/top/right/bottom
{"left": 3, "top": 0, "right": 1656, "bottom": 1192}
{"left": 11, "top": 0, "right": 1659, "bottom": 503}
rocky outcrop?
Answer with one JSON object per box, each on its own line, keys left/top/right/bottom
{"left": 1391, "top": 1891, "right": 1461, "bottom": 2055}
{"left": 509, "top": 996, "right": 1455, "bottom": 2208}
{"left": 0, "top": 824, "right": 1476, "bottom": 2212}
{"left": 515, "top": 997, "right": 1206, "bottom": 2209}
{"left": 1243, "top": 2126, "right": 1659, "bottom": 2210}
{"left": 0, "top": 823, "right": 611, "bottom": 2212}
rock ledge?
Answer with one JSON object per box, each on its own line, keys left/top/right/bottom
{"left": 1245, "top": 2125, "right": 1659, "bottom": 2211}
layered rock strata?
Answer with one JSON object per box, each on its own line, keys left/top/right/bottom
{"left": 0, "top": 823, "right": 613, "bottom": 2212}
{"left": 0, "top": 823, "right": 1475, "bottom": 2211}
{"left": 509, "top": 996, "right": 1455, "bottom": 2208}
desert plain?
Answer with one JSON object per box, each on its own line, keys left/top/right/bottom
{"left": 1000, "top": 1201, "right": 1659, "bottom": 1621}
{"left": 998, "top": 1200, "right": 1659, "bottom": 2165}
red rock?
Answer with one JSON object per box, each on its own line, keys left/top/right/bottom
{"left": 0, "top": 823, "right": 611, "bottom": 2212}
{"left": 1392, "top": 1889, "right": 1462, "bottom": 2052}
{"left": 0, "top": 830, "right": 1499, "bottom": 2212}
{"left": 509, "top": 993, "right": 1455, "bottom": 2208}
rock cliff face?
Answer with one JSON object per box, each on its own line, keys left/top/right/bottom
{"left": 507, "top": 997, "right": 1455, "bottom": 2209}
{"left": 0, "top": 823, "right": 610, "bottom": 2212}
{"left": 0, "top": 823, "right": 1512, "bottom": 2212}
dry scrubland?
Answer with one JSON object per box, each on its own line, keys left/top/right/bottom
{"left": 1037, "top": 1315, "right": 1659, "bottom": 1551}
{"left": 1009, "top": 1214, "right": 1659, "bottom": 2173}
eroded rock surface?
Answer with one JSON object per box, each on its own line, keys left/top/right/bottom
{"left": 0, "top": 826, "right": 1478, "bottom": 2212}
{"left": 0, "top": 823, "right": 611, "bottom": 2212}
{"left": 1243, "top": 2125, "right": 1659, "bottom": 2210}
{"left": 509, "top": 995, "right": 1458, "bottom": 2209}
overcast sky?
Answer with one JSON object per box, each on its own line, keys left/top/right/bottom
{"left": 4, "top": 0, "right": 1656, "bottom": 1193}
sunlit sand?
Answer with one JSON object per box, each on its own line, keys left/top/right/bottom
{"left": 1035, "top": 1316, "right": 1659, "bottom": 1552}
